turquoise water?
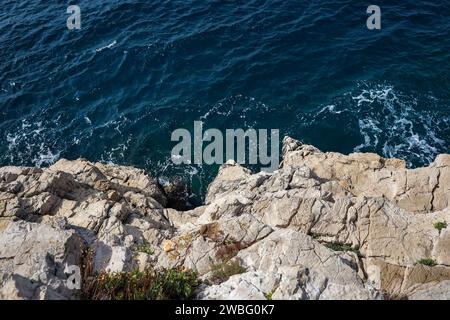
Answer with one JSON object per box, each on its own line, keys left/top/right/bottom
{"left": 1, "top": 1, "right": 450, "bottom": 200}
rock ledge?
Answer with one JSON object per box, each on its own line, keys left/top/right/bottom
{"left": 1, "top": 137, "right": 450, "bottom": 300}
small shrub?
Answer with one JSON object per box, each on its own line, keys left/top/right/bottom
{"left": 134, "top": 244, "right": 155, "bottom": 255}
{"left": 210, "top": 260, "right": 246, "bottom": 284}
{"left": 434, "top": 221, "right": 448, "bottom": 234}
{"left": 264, "top": 291, "right": 274, "bottom": 300}
{"left": 416, "top": 258, "right": 437, "bottom": 267}
{"left": 81, "top": 248, "right": 95, "bottom": 287}
{"left": 309, "top": 232, "right": 320, "bottom": 240}
{"left": 324, "top": 242, "right": 361, "bottom": 256}
{"left": 82, "top": 267, "right": 200, "bottom": 300}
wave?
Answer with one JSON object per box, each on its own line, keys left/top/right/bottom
{"left": 311, "top": 83, "right": 449, "bottom": 167}
{"left": 5, "top": 119, "right": 63, "bottom": 167}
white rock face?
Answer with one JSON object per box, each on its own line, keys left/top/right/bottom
{"left": 408, "top": 280, "right": 450, "bottom": 300}
{"left": 1, "top": 137, "right": 450, "bottom": 299}
{"left": 0, "top": 220, "right": 85, "bottom": 299}
{"left": 199, "top": 230, "right": 379, "bottom": 300}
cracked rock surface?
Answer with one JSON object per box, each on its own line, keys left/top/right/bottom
{"left": 1, "top": 137, "right": 450, "bottom": 300}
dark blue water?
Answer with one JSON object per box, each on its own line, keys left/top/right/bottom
{"left": 1, "top": 1, "right": 450, "bottom": 199}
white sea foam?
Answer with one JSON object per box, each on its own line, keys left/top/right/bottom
{"left": 5, "top": 118, "right": 63, "bottom": 167}
{"left": 314, "top": 83, "right": 448, "bottom": 167}
{"left": 354, "top": 118, "right": 382, "bottom": 152}
{"left": 100, "top": 136, "right": 131, "bottom": 164}
{"left": 32, "top": 148, "right": 61, "bottom": 167}
{"left": 350, "top": 84, "right": 447, "bottom": 166}
{"left": 200, "top": 95, "right": 270, "bottom": 121}
{"left": 84, "top": 116, "right": 92, "bottom": 125}
{"left": 317, "top": 104, "right": 342, "bottom": 115}
{"left": 96, "top": 40, "right": 117, "bottom": 52}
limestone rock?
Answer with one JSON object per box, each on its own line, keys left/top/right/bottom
{"left": 433, "top": 228, "right": 450, "bottom": 266}
{"left": 162, "top": 239, "right": 176, "bottom": 252}
{"left": 408, "top": 280, "right": 450, "bottom": 300}
{"left": 198, "top": 229, "right": 380, "bottom": 300}
{"left": 1, "top": 136, "right": 450, "bottom": 300}
{"left": 93, "top": 243, "right": 131, "bottom": 273}
{"left": 0, "top": 220, "right": 85, "bottom": 300}
{"left": 281, "top": 140, "right": 450, "bottom": 213}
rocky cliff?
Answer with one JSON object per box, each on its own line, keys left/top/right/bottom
{"left": 1, "top": 137, "right": 450, "bottom": 300}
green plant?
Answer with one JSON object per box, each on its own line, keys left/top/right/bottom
{"left": 309, "top": 232, "right": 320, "bottom": 240}
{"left": 134, "top": 244, "right": 155, "bottom": 255}
{"left": 416, "top": 258, "right": 437, "bottom": 267}
{"left": 434, "top": 221, "right": 448, "bottom": 234}
{"left": 324, "top": 242, "right": 361, "bottom": 256}
{"left": 82, "top": 267, "right": 200, "bottom": 300}
{"left": 264, "top": 290, "right": 274, "bottom": 300}
{"left": 210, "top": 260, "right": 246, "bottom": 284}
